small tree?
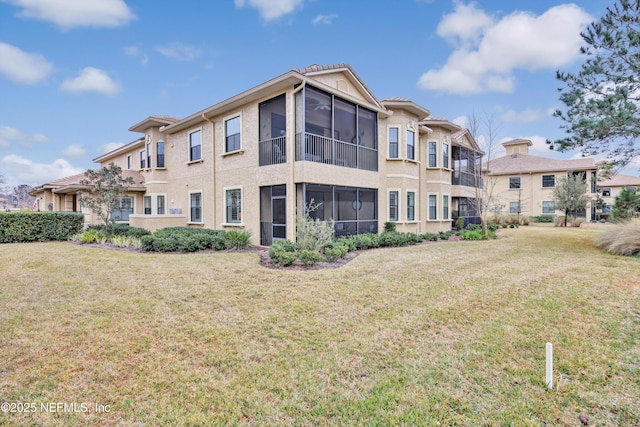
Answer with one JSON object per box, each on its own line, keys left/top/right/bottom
{"left": 612, "top": 187, "right": 640, "bottom": 219}
{"left": 79, "top": 163, "right": 135, "bottom": 231}
{"left": 296, "top": 200, "right": 335, "bottom": 252}
{"left": 552, "top": 174, "right": 589, "bottom": 226}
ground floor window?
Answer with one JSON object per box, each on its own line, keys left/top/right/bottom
{"left": 510, "top": 201, "right": 520, "bottom": 214}
{"left": 144, "top": 196, "right": 151, "bottom": 215}
{"left": 542, "top": 201, "right": 555, "bottom": 214}
{"left": 428, "top": 194, "right": 437, "bottom": 220}
{"left": 301, "top": 183, "right": 377, "bottom": 238}
{"left": 190, "top": 192, "right": 202, "bottom": 222}
{"left": 157, "top": 195, "right": 165, "bottom": 215}
{"left": 111, "top": 196, "right": 133, "bottom": 221}
{"left": 225, "top": 188, "right": 242, "bottom": 223}
{"left": 388, "top": 190, "right": 399, "bottom": 222}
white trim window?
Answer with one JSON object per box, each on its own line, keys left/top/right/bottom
{"left": 139, "top": 150, "right": 146, "bottom": 169}
{"left": 190, "top": 191, "right": 202, "bottom": 222}
{"left": 428, "top": 194, "right": 437, "bottom": 220}
{"left": 509, "top": 176, "right": 521, "bottom": 189}
{"left": 428, "top": 141, "right": 437, "bottom": 167}
{"left": 509, "top": 201, "right": 520, "bottom": 214}
{"left": 157, "top": 141, "right": 165, "bottom": 168}
{"left": 443, "top": 194, "right": 449, "bottom": 220}
{"left": 143, "top": 195, "right": 152, "bottom": 215}
{"left": 127, "top": 155, "right": 132, "bottom": 170}
{"left": 406, "top": 129, "right": 415, "bottom": 161}
{"left": 542, "top": 201, "right": 555, "bottom": 214}
{"left": 407, "top": 191, "right": 416, "bottom": 221}
{"left": 388, "top": 190, "right": 399, "bottom": 222}
{"left": 225, "top": 187, "right": 242, "bottom": 223}
{"left": 225, "top": 115, "right": 241, "bottom": 153}
{"left": 442, "top": 143, "right": 449, "bottom": 169}
{"left": 157, "top": 195, "right": 166, "bottom": 215}
{"left": 147, "top": 142, "right": 152, "bottom": 169}
{"left": 189, "top": 129, "right": 202, "bottom": 162}
{"left": 542, "top": 174, "right": 555, "bottom": 188}
{"left": 388, "top": 126, "right": 399, "bottom": 159}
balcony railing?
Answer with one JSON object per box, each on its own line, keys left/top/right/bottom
{"left": 259, "top": 136, "right": 286, "bottom": 166}
{"left": 295, "top": 132, "right": 377, "bottom": 172}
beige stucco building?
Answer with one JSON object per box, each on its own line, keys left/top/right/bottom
{"left": 30, "top": 64, "right": 484, "bottom": 245}
{"left": 483, "top": 139, "right": 599, "bottom": 220}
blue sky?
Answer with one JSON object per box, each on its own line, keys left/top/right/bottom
{"left": 0, "top": 0, "right": 629, "bottom": 188}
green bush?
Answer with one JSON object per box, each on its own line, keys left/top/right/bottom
{"left": 460, "top": 229, "right": 498, "bottom": 240}
{"left": 268, "top": 240, "right": 300, "bottom": 266}
{"left": 595, "top": 219, "right": 640, "bottom": 256}
{"left": 383, "top": 221, "right": 397, "bottom": 232}
{"left": 87, "top": 224, "right": 151, "bottom": 238}
{"left": 324, "top": 242, "right": 349, "bottom": 262}
{"left": 421, "top": 233, "right": 439, "bottom": 242}
{"left": 299, "top": 249, "right": 323, "bottom": 266}
{"left": 272, "top": 250, "right": 297, "bottom": 266}
{"left": 79, "top": 228, "right": 105, "bottom": 244}
{"left": 347, "top": 233, "right": 380, "bottom": 250}
{"left": 225, "top": 229, "right": 252, "bottom": 250}
{"left": 140, "top": 227, "right": 227, "bottom": 252}
{"left": 379, "top": 231, "right": 421, "bottom": 247}
{"left": 0, "top": 212, "right": 84, "bottom": 243}
{"left": 439, "top": 230, "right": 454, "bottom": 240}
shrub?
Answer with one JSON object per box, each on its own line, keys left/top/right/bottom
{"left": 225, "top": 229, "right": 252, "bottom": 250}
{"left": 487, "top": 222, "right": 499, "bottom": 231}
{"left": 439, "top": 230, "right": 454, "bottom": 240}
{"left": 324, "top": 242, "right": 349, "bottom": 262}
{"left": 109, "top": 235, "right": 142, "bottom": 248}
{"left": 460, "top": 229, "right": 498, "bottom": 240}
{"left": 272, "top": 250, "right": 297, "bottom": 266}
{"left": 379, "top": 231, "right": 421, "bottom": 247}
{"left": 348, "top": 233, "right": 380, "bottom": 250}
{"left": 88, "top": 224, "right": 151, "bottom": 238}
{"left": 299, "top": 249, "right": 323, "bottom": 266}
{"left": 595, "top": 219, "right": 640, "bottom": 256}
{"left": 531, "top": 215, "right": 554, "bottom": 223}
{"left": 0, "top": 212, "right": 84, "bottom": 243}
{"left": 383, "top": 221, "right": 397, "bottom": 232}
{"left": 421, "top": 233, "right": 439, "bottom": 242}
{"left": 454, "top": 217, "right": 465, "bottom": 230}
{"left": 79, "top": 228, "right": 105, "bottom": 244}
{"left": 269, "top": 240, "right": 301, "bottom": 266}
{"left": 140, "top": 227, "right": 227, "bottom": 252}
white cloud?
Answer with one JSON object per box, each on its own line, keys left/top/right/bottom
{"left": 61, "top": 144, "right": 86, "bottom": 159}
{"left": 312, "top": 14, "right": 338, "bottom": 25}
{"left": 436, "top": 1, "right": 494, "bottom": 46}
{"left": 501, "top": 108, "right": 542, "bottom": 124}
{"left": 61, "top": 67, "right": 121, "bottom": 96}
{"left": 418, "top": 4, "right": 592, "bottom": 94}
{"left": 451, "top": 115, "right": 469, "bottom": 129}
{"left": 3, "top": 0, "right": 135, "bottom": 29}
{"left": 101, "top": 142, "right": 124, "bottom": 154}
{"left": 0, "top": 42, "right": 53, "bottom": 84}
{"left": 1, "top": 154, "right": 84, "bottom": 186}
{"left": 123, "top": 45, "right": 149, "bottom": 64}
{"left": 155, "top": 43, "right": 201, "bottom": 61}
{"left": 0, "top": 125, "right": 49, "bottom": 148}
{"left": 234, "top": 0, "right": 303, "bottom": 21}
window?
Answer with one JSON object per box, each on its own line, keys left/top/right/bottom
{"left": 111, "top": 197, "right": 133, "bottom": 221}
{"left": 428, "top": 141, "right": 437, "bottom": 167}
{"left": 428, "top": 194, "right": 437, "bottom": 220}
{"left": 542, "top": 175, "right": 555, "bottom": 188}
{"left": 147, "top": 143, "right": 152, "bottom": 169}
{"left": 143, "top": 196, "right": 151, "bottom": 215}
{"left": 601, "top": 188, "right": 611, "bottom": 197}
{"left": 225, "top": 116, "right": 241, "bottom": 152}
{"left": 190, "top": 192, "right": 202, "bottom": 222}
{"left": 157, "top": 141, "right": 165, "bottom": 168}
{"left": 189, "top": 129, "right": 202, "bottom": 162}
{"left": 542, "top": 201, "right": 555, "bottom": 214}
{"left": 157, "top": 195, "right": 165, "bottom": 215}
{"left": 406, "top": 130, "right": 415, "bottom": 160}
{"left": 139, "top": 150, "right": 146, "bottom": 169}
{"left": 407, "top": 191, "right": 415, "bottom": 221}
{"left": 388, "top": 127, "right": 399, "bottom": 158}
{"left": 225, "top": 188, "right": 242, "bottom": 223}
{"left": 443, "top": 143, "right": 449, "bottom": 169}
{"left": 509, "top": 176, "right": 521, "bottom": 189}
{"left": 389, "top": 191, "right": 399, "bottom": 222}
{"left": 127, "top": 155, "right": 132, "bottom": 170}
{"left": 510, "top": 201, "right": 520, "bottom": 214}
{"left": 443, "top": 195, "right": 449, "bottom": 220}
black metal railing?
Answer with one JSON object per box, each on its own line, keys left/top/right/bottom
{"left": 259, "top": 136, "right": 286, "bottom": 166}
{"left": 295, "top": 132, "right": 377, "bottom": 171}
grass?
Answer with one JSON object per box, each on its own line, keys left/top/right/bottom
{"left": 0, "top": 225, "right": 638, "bottom": 426}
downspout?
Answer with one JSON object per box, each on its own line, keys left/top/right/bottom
{"left": 201, "top": 113, "right": 216, "bottom": 227}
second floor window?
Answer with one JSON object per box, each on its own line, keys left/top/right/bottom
{"left": 428, "top": 141, "right": 437, "bottom": 167}
{"left": 388, "top": 127, "right": 399, "bottom": 158}
{"left": 225, "top": 116, "right": 241, "bottom": 152}
{"left": 542, "top": 174, "right": 555, "bottom": 188}
{"left": 509, "top": 176, "right": 521, "bottom": 189}
{"left": 147, "top": 143, "right": 152, "bottom": 169}
{"left": 140, "top": 151, "right": 146, "bottom": 169}
{"left": 443, "top": 143, "right": 449, "bottom": 169}
{"left": 157, "top": 141, "right": 165, "bottom": 168}
{"left": 189, "top": 129, "right": 202, "bottom": 162}
{"left": 406, "top": 130, "right": 415, "bottom": 160}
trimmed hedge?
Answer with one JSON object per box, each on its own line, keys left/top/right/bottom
{"left": 0, "top": 212, "right": 84, "bottom": 243}
{"left": 140, "top": 227, "right": 230, "bottom": 252}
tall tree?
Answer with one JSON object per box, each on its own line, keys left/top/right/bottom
{"left": 551, "top": 0, "right": 640, "bottom": 170}
{"left": 79, "top": 163, "right": 135, "bottom": 230}
{"left": 612, "top": 187, "right": 640, "bottom": 219}
{"left": 552, "top": 174, "right": 590, "bottom": 226}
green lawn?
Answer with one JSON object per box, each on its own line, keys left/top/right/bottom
{"left": 0, "top": 226, "right": 638, "bottom": 426}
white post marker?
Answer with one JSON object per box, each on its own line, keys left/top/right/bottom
{"left": 546, "top": 342, "right": 553, "bottom": 389}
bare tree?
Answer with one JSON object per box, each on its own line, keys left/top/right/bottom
{"left": 470, "top": 112, "right": 503, "bottom": 235}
